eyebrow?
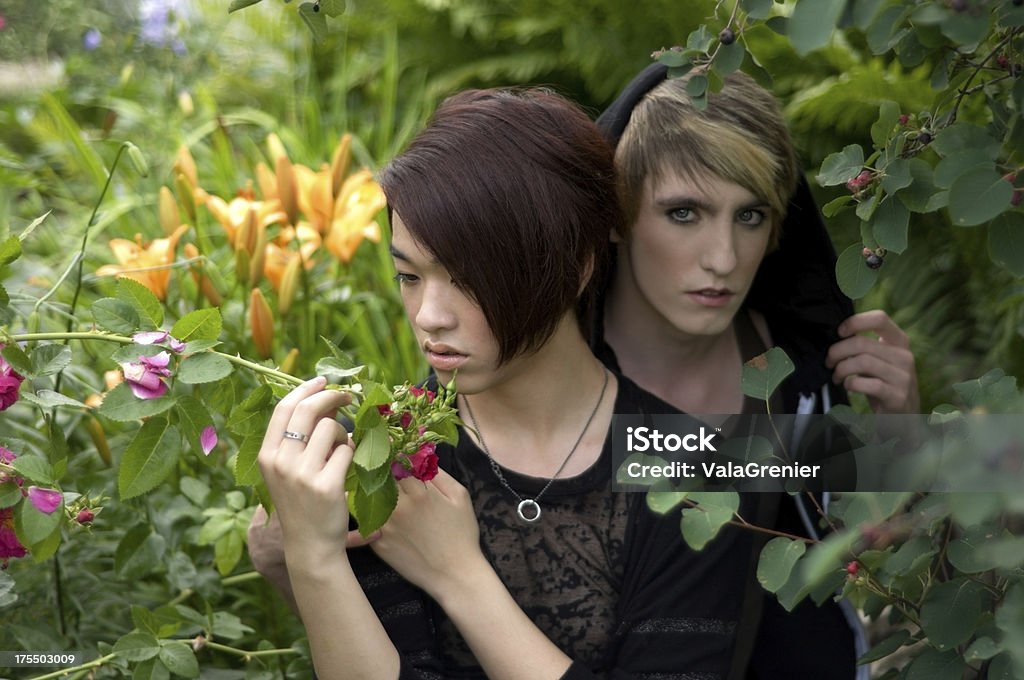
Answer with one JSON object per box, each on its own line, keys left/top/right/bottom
{"left": 389, "top": 243, "right": 440, "bottom": 266}
{"left": 653, "top": 194, "right": 770, "bottom": 211}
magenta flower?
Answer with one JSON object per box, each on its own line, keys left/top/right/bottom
{"left": 0, "top": 351, "right": 25, "bottom": 412}
{"left": 76, "top": 509, "right": 95, "bottom": 525}
{"left": 133, "top": 330, "right": 186, "bottom": 353}
{"left": 391, "top": 460, "right": 412, "bottom": 480}
{"left": 409, "top": 442, "right": 439, "bottom": 481}
{"left": 121, "top": 351, "right": 172, "bottom": 399}
{"left": 0, "top": 446, "right": 16, "bottom": 485}
{"left": 377, "top": 404, "right": 393, "bottom": 416}
{"left": 0, "top": 507, "right": 27, "bottom": 565}
{"left": 200, "top": 426, "right": 217, "bottom": 455}
{"left": 27, "top": 486, "right": 62, "bottom": 514}
{"left": 400, "top": 412, "right": 413, "bottom": 429}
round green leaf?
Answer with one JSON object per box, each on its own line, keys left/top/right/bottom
{"left": 906, "top": 648, "right": 967, "bottom": 680}
{"left": 948, "top": 167, "right": 1014, "bottom": 226}
{"left": 646, "top": 491, "right": 690, "bottom": 514}
{"left": 965, "top": 637, "right": 1001, "bottom": 662}
{"left": 835, "top": 243, "right": 879, "bottom": 299}
{"left": 857, "top": 629, "right": 911, "bottom": 665}
{"left": 680, "top": 491, "right": 739, "bottom": 551}
{"left": 988, "top": 212, "right": 1024, "bottom": 277}
{"left": 741, "top": 347, "right": 795, "bottom": 401}
{"left": 714, "top": 41, "right": 745, "bottom": 77}
{"left": 817, "top": 144, "right": 865, "bottom": 187}
{"left": 880, "top": 159, "right": 912, "bottom": 194}
{"left": 788, "top": 0, "right": 846, "bottom": 55}
{"left": 113, "top": 631, "right": 161, "bottom": 662}
{"left": 872, "top": 198, "right": 910, "bottom": 253}
{"left": 920, "top": 578, "right": 987, "bottom": 650}
{"left": 757, "top": 537, "right": 807, "bottom": 593}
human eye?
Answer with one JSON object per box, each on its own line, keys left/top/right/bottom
{"left": 667, "top": 207, "right": 696, "bottom": 224}
{"left": 393, "top": 272, "right": 419, "bottom": 286}
{"left": 737, "top": 208, "right": 767, "bottom": 228}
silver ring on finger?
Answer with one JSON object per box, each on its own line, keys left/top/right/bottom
{"left": 282, "top": 430, "right": 310, "bottom": 443}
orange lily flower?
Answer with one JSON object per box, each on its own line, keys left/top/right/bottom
{"left": 325, "top": 170, "right": 385, "bottom": 263}
{"left": 96, "top": 225, "right": 189, "bottom": 300}
{"left": 204, "top": 194, "right": 287, "bottom": 247}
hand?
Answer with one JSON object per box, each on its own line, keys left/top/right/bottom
{"left": 257, "top": 377, "right": 377, "bottom": 561}
{"left": 371, "top": 469, "right": 484, "bottom": 601}
{"left": 826, "top": 310, "right": 920, "bottom": 414}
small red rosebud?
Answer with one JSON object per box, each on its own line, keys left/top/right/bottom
{"left": 846, "top": 560, "right": 859, "bottom": 576}
{"left": 400, "top": 411, "right": 413, "bottom": 429}
{"left": 1012, "top": 190, "right": 1022, "bottom": 207}
{"left": 377, "top": 404, "right": 393, "bottom": 416}
{"left": 997, "top": 54, "right": 1009, "bottom": 70}
{"left": 409, "top": 386, "right": 425, "bottom": 398}
{"left": 76, "top": 509, "right": 95, "bottom": 525}
{"left": 426, "top": 390, "right": 436, "bottom": 403}
{"left": 898, "top": 114, "right": 909, "bottom": 125}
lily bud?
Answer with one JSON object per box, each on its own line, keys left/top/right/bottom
{"left": 249, "top": 227, "right": 268, "bottom": 289}
{"left": 250, "top": 288, "right": 275, "bottom": 359}
{"left": 174, "top": 145, "right": 198, "bottom": 188}
{"left": 256, "top": 162, "right": 277, "bottom": 201}
{"left": 184, "top": 243, "right": 222, "bottom": 306}
{"left": 266, "top": 132, "right": 289, "bottom": 164}
{"left": 175, "top": 172, "right": 196, "bottom": 222}
{"left": 276, "top": 154, "right": 299, "bottom": 227}
{"left": 83, "top": 415, "right": 112, "bottom": 466}
{"left": 281, "top": 348, "right": 300, "bottom": 376}
{"left": 277, "top": 254, "right": 303, "bottom": 316}
{"left": 235, "top": 247, "right": 251, "bottom": 287}
{"left": 159, "top": 186, "right": 181, "bottom": 236}
{"left": 331, "top": 133, "right": 352, "bottom": 197}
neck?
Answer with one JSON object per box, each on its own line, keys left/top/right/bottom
{"left": 458, "top": 315, "right": 615, "bottom": 474}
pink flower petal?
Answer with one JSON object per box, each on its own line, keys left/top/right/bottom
{"left": 168, "top": 337, "right": 186, "bottom": 353}
{"left": 391, "top": 460, "right": 412, "bottom": 480}
{"left": 140, "top": 351, "right": 172, "bottom": 370}
{"left": 133, "top": 331, "right": 169, "bottom": 345}
{"left": 27, "top": 486, "right": 62, "bottom": 514}
{"left": 127, "top": 379, "right": 168, "bottom": 400}
{"left": 200, "top": 426, "right": 218, "bottom": 455}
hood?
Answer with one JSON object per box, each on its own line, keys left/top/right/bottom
{"left": 595, "top": 62, "right": 854, "bottom": 401}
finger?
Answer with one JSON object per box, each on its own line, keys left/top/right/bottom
{"left": 266, "top": 377, "right": 327, "bottom": 441}
{"left": 396, "top": 475, "right": 430, "bottom": 500}
{"left": 826, "top": 335, "right": 910, "bottom": 369}
{"left": 298, "top": 420, "right": 349, "bottom": 474}
{"left": 281, "top": 390, "right": 350, "bottom": 449}
{"left": 428, "top": 468, "right": 467, "bottom": 501}
{"left": 346, "top": 528, "right": 381, "bottom": 548}
{"left": 831, "top": 353, "right": 909, "bottom": 386}
{"left": 843, "top": 375, "right": 901, "bottom": 411}
{"left": 322, "top": 440, "right": 354, "bottom": 482}
{"left": 838, "top": 311, "right": 910, "bottom": 348}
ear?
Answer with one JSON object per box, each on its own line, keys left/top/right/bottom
{"left": 609, "top": 228, "right": 623, "bottom": 244}
{"left": 578, "top": 254, "right": 596, "bottom": 297}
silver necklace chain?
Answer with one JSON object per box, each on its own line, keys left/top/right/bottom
{"left": 463, "top": 369, "right": 610, "bottom": 523}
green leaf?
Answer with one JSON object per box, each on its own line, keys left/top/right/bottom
{"left": 680, "top": 491, "right": 739, "bottom": 550}
{"left": 940, "top": 7, "right": 990, "bottom": 45}
{"left": 19, "top": 389, "right": 88, "bottom": 410}
{"left": 214, "top": 530, "right": 244, "bottom": 576}
{"left": 788, "top": 0, "right": 846, "bottom": 55}
{"left": 92, "top": 298, "right": 141, "bottom": 335}
{"left": 858, "top": 629, "right": 910, "bottom": 665}
{"left": 132, "top": 657, "right": 170, "bottom": 680}
{"left": 355, "top": 461, "right": 395, "bottom": 496}
{"left": 817, "top": 145, "right": 864, "bottom": 186}
{"left": 354, "top": 423, "right": 391, "bottom": 470}
{"left": 905, "top": 648, "right": 967, "bottom": 680}
{"left": 1, "top": 343, "right": 33, "bottom": 376}
{"left": 0, "top": 482, "right": 23, "bottom": 508}
{"left": 15, "top": 492, "right": 63, "bottom": 546}
{"left": 119, "top": 417, "right": 177, "bottom": 500}
{"left": 822, "top": 195, "right": 852, "bottom": 218}
{"left": 158, "top": 641, "right": 199, "bottom": 678}
{"left": 933, "top": 151, "right": 991, "bottom": 189}
{"left": 315, "top": 357, "right": 365, "bottom": 383}
{"left": 228, "top": 0, "right": 264, "bottom": 11}
{"left": 686, "top": 74, "right": 708, "bottom": 99}
{"left": 116, "top": 278, "right": 164, "bottom": 329}
{"left": 210, "top": 611, "right": 254, "bottom": 640}
{"left": 97, "top": 383, "right": 175, "bottom": 422}
{"left": 835, "top": 243, "right": 879, "bottom": 299}
{"left": 932, "top": 123, "right": 1001, "bottom": 159}
{"left": 897, "top": 159, "right": 937, "bottom": 213}
{"left": 800, "top": 528, "right": 857, "bottom": 587}
{"left": 988, "top": 212, "right": 1024, "bottom": 277}
{"left": 30, "top": 345, "right": 71, "bottom": 377}
{"left": 0, "top": 235, "right": 21, "bottom": 266}
{"left": 178, "top": 353, "right": 233, "bottom": 384}
{"left": 964, "top": 637, "right": 1001, "bottom": 662}
{"left": 646, "top": 491, "right": 690, "bottom": 514}
{"left": 741, "top": 346, "right": 795, "bottom": 401}
{"left": 871, "top": 101, "right": 900, "bottom": 147}
{"left": 320, "top": 0, "right": 346, "bottom": 17}
{"left": 114, "top": 632, "right": 162, "bottom": 663}
{"left": 920, "top": 578, "right": 987, "bottom": 650}
{"left": 350, "top": 476, "right": 399, "bottom": 537}
{"left": 175, "top": 395, "right": 214, "bottom": 458}
{"left": 866, "top": 5, "right": 907, "bottom": 54}
{"left": 170, "top": 308, "right": 222, "bottom": 343}
{"left": 948, "top": 168, "right": 1014, "bottom": 226}
{"left": 298, "top": 2, "right": 329, "bottom": 42}
{"left": 657, "top": 51, "right": 690, "bottom": 68}
{"left": 114, "top": 525, "right": 167, "bottom": 580}
{"left": 757, "top": 537, "right": 807, "bottom": 593}
{"left": 872, "top": 199, "right": 910, "bottom": 254}
{"left": 714, "top": 41, "right": 745, "bottom": 77}
{"left": 227, "top": 384, "right": 272, "bottom": 436}
{"left": 880, "top": 158, "right": 912, "bottom": 194}
{"left": 110, "top": 343, "right": 166, "bottom": 365}
{"left": 11, "top": 455, "right": 55, "bottom": 484}
{"left": 884, "top": 535, "right": 936, "bottom": 576}
{"left": 686, "top": 25, "right": 714, "bottom": 52}
{"left": 233, "top": 435, "right": 264, "bottom": 486}
{"left": 740, "top": 0, "right": 773, "bottom": 19}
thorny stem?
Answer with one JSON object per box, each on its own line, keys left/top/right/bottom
{"left": 27, "top": 653, "right": 117, "bottom": 680}
{"left": 203, "top": 641, "right": 299, "bottom": 659}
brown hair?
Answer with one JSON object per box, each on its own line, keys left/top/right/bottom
{"left": 379, "top": 88, "right": 622, "bottom": 364}
{"left": 615, "top": 70, "right": 798, "bottom": 248}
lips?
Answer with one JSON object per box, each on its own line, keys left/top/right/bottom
{"left": 424, "top": 342, "right": 468, "bottom": 371}
{"left": 687, "top": 288, "right": 735, "bottom": 308}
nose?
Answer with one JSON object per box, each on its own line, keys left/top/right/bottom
{"left": 413, "top": 280, "right": 458, "bottom": 335}
{"left": 698, "top": 219, "right": 737, "bottom": 277}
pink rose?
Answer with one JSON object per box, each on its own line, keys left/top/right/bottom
{"left": 399, "top": 412, "right": 413, "bottom": 429}
{"left": 121, "top": 351, "right": 172, "bottom": 399}
{"left": 408, "top": 442, "right": 438, "bottom": 481}
{"left": 0, "top": 352, "right": 24, "bottom": 412}
{"left": 0, "top": 507, "right": 27, "bottom": 565}
{"left": 391, "top": 460, "right": 412, "bottom": 480}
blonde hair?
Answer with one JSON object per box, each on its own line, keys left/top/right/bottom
{"left": 615, "top": 70, "right": 798, "bottom": 248}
